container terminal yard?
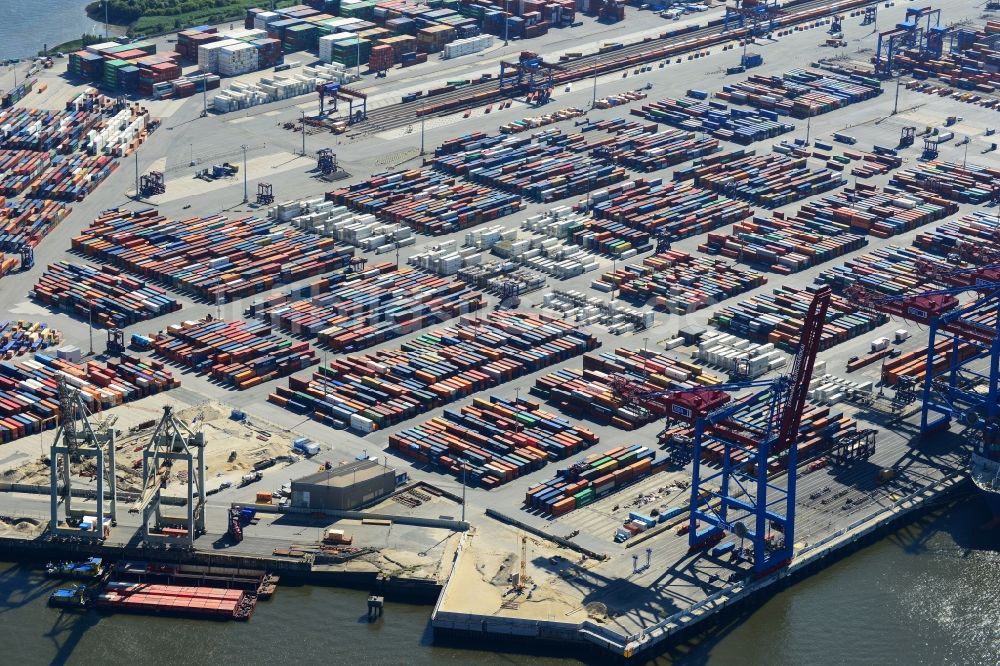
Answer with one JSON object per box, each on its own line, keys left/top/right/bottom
{"left": 0, "top": 0, "right": 997, "bottom": 659}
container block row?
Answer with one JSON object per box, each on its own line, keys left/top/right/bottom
{"left": 269, "top": 311, "right": 597, "bottom": 432}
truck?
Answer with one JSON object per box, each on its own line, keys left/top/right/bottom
{"left": 870, "top": 337, "right": 890, "bottom": 353}
{"left": 240, "top": 471, "right": 263, "bottom": 487}
{"left": 130, "top": 333, "right": 153, "bottom": 350}
{"left": 894, "top": 329, "right": 910, "bottom": 343}
{"left": 628, "top": 511, "right": 657, "bottom": 529}
{"left": 614, "top": 521, "right": 646, "bottom": 542}
{"left": 292, "top": 437, "right": 320, "bottom": 456}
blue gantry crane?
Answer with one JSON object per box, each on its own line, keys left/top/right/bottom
{"left": 317, "top": 82, "right": 368, "bottom": 123}
{"left": 874, "top": 6, "right": 945, "bottom": 78}
{"left": 723, "top": 0, "right": 779, "bottom": 36}
{"left": 499, "top": 51, "right": 556, "bottom": 104}
{"left": 847, "top": 262, "right": 1000, "bottom": 441}
{"left": 614, "top": 286, "right": 831, "bottom": 575}
{"left": 318, "top": 81, "right": 340, "bottom": 116}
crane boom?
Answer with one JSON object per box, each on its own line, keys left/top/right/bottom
{"left": 776, "top": 286, "right": 831, "bottom": 455}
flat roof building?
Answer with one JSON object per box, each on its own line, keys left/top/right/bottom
{"left": 290, "top": 459, "right": 396, "bottom": 511}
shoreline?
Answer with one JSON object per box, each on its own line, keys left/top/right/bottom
{"left": 0, "top": 534, "right": 445, "bottom": 604}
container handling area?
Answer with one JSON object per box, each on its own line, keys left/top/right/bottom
{"left": 0, "top": 0, "right": 999, "bottom": 659}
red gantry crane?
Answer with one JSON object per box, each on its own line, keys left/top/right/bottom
{"left": 614, "top": 286, "right": 832, "bottom": 575}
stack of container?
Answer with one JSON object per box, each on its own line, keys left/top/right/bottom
{"left": 0, "top": 321, "right": 61, "bottom": 357}
{"left": 710, "top": 285, "right": 888, "bottom": 352}
{"left": 700, "top": 217, "right": 867, "bottom": 274}
{"left": 285, "top": 23, "right": 320, "bottom": 52}
{"left": 808, "top": 370, "right": 874, "bottom": 406}
{"left": 491, "top": 229, "right": 602, "bottom": 280}
{"left": 593, "top": 91, "right": 647, "bottom": 110}
{"left": 716, "top": 69, "right": 882, "bottom": 118}
{"left": 152, "top": 319, "right": 317, "bottom": 390}
{"left": 598, "top": 250, "right": 768, "bottom": 311}
{"left": 136, "top": 61, "right": 182, "bottom": 96}
{"left": 541, "top": 290, "right": 653, "bottom": 334}
{"left": 70, "top": 209, "right": 355, "bottom": 303}
{"left": 31, "top": 262, "right": 181, "bottom": 328}
{"left": 596, "top": 127, "right": 721, "bottom": 172}
{"left": 751, "top": 183, "right": 954, "bottom": 242}
{"left": 443, "top": 34, "right": 494, "bottom": 59}
{"left": 0, "top": 352, "right": 177, "bottom": 443}
{"left": 633, "top": 96, "right": 795, "bottom": 145}
{"left": 268, "top": 311, "right": 598, "bottom": 431}
{"left": 683, "top": 150, "right": 846, "bottom": 209}
{"left": 68, "top": 51, "right": 104, "bottom": 80}
{"left": 530, "top": 358, "right": 704, "bottom": 429}
{"left": 893, "top": 24, "right": 1000, "bottom": 96}
{"left": 375, "top": 35, "right": 418, "bottom": 63}
{"left": 219, "top": 42, "right": 260, "bottom": 77}
{"left": 578, "top": 347, "right": 723, "bottom": 389}
{"left": 524, "top": 445, "right": 657, "bottom": 515}
{"left": 457, "top": 262, "right": 546, "bottom": 296}
{"left": 276, "top": 196, "right": 414, "bottom": 252}
{"left": 587, "top": 177, "right": 754, "bottom": 241}
{"left": 0, "top": 199, "right": 71, "bottom": 258}
{"left": 888, "top": 161, "right": 999, "bottom": 204}
{"left": 881, "top": 338, "right": 979, "bottom": 387}
{"left": 914, "top": 211, "right": 1000, "bottom": 260}
{"left": 325, "top": 36, "right": 372, "bottom": 67}
{"left": 663, "top": 392, "right": 861, "bottom": 473}
{"left": 388, "top": 395, "right": 599, "bottom": 488}
{"left": 212, "top": 63, "right": 357, "bottom": 112}
{"left": 67, "top": 40, "right": 159, "bottom": 87}
{"left": 409, "top": 239, "right": 483, "bottom": 275}
{"left": 20, "top": 154, "right": 118, "bottom": 202}
{"left": 560, "top": 217, "right": 650, "bottom": 257}
{"left": 417, "top": 25, "right": 455, "bottom": 53}
{"left": 696, "top": 331, "right": 790, "bottom": 378}
{"left": 199, "top": 39, "right": 242, "bottom": 73}
{"left": 368, "top": 43, "right": 394, "bottom": 71}
{"left": 329, "top": 167, "right": 523, "bottom": 235}
{"left": 0, "top": 91, "right": 150, "bottom": 161}
{"left": 0, "top": 97, "right": 123, "bottom": 153}
{"left": 433, "top": 132, "right": 628, "bottom": 202}
{"left": 815, "top": 244, "right": 953, "bottom": 298}
{"left": 518, "top": 206, "right": 631, "bottom": 247}
{"left": 250, "top": 265, "right": 485, "bottom": 351}
{"left": 498, "top": 107, "right": 586, "bottom": 134}
{"left": 176, "top": 26, "right": 221, "bottom": 61}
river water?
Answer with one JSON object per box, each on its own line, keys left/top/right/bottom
{"left": 0, "top": 496, "right": 996, "bottom": 666}
{"left": 0, "top": 0, "right": 110, "bottom": 60}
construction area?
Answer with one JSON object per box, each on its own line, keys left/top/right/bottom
{"left": 0, "top": 0, "right": 998, "bottom": 658}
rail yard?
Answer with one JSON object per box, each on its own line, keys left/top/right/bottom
{"left": 0, "top": 0, "right": 997, "bottom": 659}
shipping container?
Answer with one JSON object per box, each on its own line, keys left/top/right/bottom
{"left": 269, "top": 310, "right": 598, "bottom": 430}
{"left": 71, "top": 209, "right": 354, "bottom": 303}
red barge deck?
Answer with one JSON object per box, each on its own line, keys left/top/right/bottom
{"left": 96, "top": 582, "right": 255, "bottom": 620}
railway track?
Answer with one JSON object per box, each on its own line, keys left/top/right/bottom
{"left": 352, "top": 0, "right": 874, "bottom": 136}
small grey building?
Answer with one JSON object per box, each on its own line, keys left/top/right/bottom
{"left": 290, "top": 459, "right": 397, "bottom": 511}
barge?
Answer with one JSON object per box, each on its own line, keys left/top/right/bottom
{"left": 96, "top": 581, "right": 256, "bottom": 621}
